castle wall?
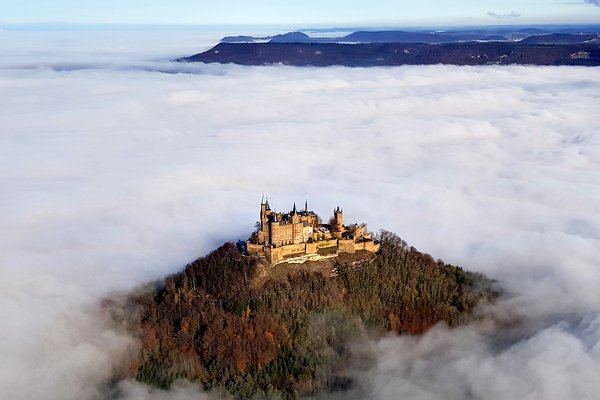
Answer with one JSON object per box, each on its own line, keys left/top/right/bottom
{"left": 293, "top": 223, "right": 303, "bottom": 244}
{"left": 271, "top": 223, "right": 294, "bottom": 247}
{"left": 261, "top": 240, "right": 379, "bottom": 265}
{"left": 338, "top": 239, "right": 356, "bottom": 254}
{"left": 317, "top": 239, "right": 337, "bottom": 249}
{"left": 306, "top": 242, "right": 318, "bottom": 254}
{"left": 280, "top": 243, "right": 306, "bottom": 257}
{"left": 355, "top": 240, "right": 380, "bottom": 253}
{"left": 270, "top": 221, "right": 306, "bottom": 247}
{"left": 266, "top": 243, "right": 309, "bottom": 264}
{"left": 266, "top": 247, "right": 283, "bottom": 264}
{"left": 247, "top": 243, "right": 264, "bottom": 255}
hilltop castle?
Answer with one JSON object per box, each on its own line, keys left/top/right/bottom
{"left": 247, "top": 198, "right": 379, "bottom": 265}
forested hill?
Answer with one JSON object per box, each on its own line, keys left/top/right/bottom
{"left": 116, "top": 231, "right": 498, "bottom": 399}
{"left": 179, "top": 41, "right": 600, "bottom": 67}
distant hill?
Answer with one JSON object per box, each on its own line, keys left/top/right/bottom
{"left": 270, "top": 31, "right": 312, "bottom": 43}
{"left": 519, "top": 33, "right": 599, "bottom": 45}
{"left": 341, "top": 30, "right": 508, "bottom": 43}
{"left": 114, "top": 231, "right": 497, "bottom": 398}
{"left": 179, "top": 41, "right": 600, "bottom": 67}
{"left": 216, "top": 26, "right": 600, "bottom": 45}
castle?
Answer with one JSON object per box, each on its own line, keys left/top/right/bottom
{"left": 246, "top": 198, "right": 379, "bottom": 265}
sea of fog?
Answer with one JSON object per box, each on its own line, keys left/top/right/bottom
{"left": 1, "top": 28, "right": 599, "bottom": 400}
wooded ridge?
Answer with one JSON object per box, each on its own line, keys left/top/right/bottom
{"left": 112, "top": 230, "right": 498, "bottom": 398}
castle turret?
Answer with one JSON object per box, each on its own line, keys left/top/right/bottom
{"left": 260, "top": 198, "right": 267, "bottom": 217}
{"left": 334, "top": 207, "right": 343, "bottom": 233}
{"left": 259, "top": 197, "right": 271, "bottom": 245}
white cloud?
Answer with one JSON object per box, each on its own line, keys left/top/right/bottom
{"left": 486, "top": 11, "right": 521, "bottom": 18}
{"left": 115, "top": 380, "right": 216, "bottom": 400}
{"left": 0, "top": 31, "right": 599, "bottom": 399}
{"left": 354, "top": 317, "right": 600, "bottom": 400}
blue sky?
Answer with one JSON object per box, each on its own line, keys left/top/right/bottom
{"left": 2, "top": 0, "right": 600, "bottom": 26}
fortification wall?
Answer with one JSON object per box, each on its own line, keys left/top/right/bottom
{"left": 293, "top": 223, "right": 303, "bottom": 244}
{"left": 271, "top": 224, "right": 294, "bottom": 246}
{"left": 355, "top": 240, "right": 380, "bottom": 252}
{"left": 247, "top": 243, "right": 263, "bottom": 255}
{"left": 271, "top": 223, "right": 305, "bottom": 246}
{"left": 266, "top": 247, "right": 283, "bottom": 264}
{"left": 266, "top": 242, "right": 309, "bottom": 264}
{"left": 338, "top": 239, "right": 356, "bottom": 254}
{"left": 317, "top": 239, "right": 337, "bottom": 249}
{"left": 306, "top": 242, "right": 318, "bottom": 254}
{"left": 280, "top": 243, "right": 306, "bottom": 257}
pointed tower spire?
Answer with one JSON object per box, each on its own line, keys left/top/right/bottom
{"left": 265, "top": 197, "right": 270, "bottom": 210}
{"left": 305, "top": 200, "right": 308, "bottom": 212}
{"left": 292, "top": 202, "right": 297, "bottom": 214}
{"left": 261, "top": 193, "right": 265, "bottom": 204}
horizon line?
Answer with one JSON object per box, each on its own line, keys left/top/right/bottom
{"left": 2, "top": 21, "right": 600, "bottom": 31}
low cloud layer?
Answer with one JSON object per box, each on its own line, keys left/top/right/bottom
{"left": 1, "top": 30, "right": 599, "bottom": 399}
{"left": 352, "top": 315, "right": 600, "bottom": 400}
{"left": 584, "top": 0, "right": 600, "bottom": 7}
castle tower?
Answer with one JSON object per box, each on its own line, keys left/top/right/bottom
{"left": 259, "top": 197, "right": 273, "bottom": 245}
{"left": 268, "top": 210, "right": 279, "bottom": 247}
{"left": 334, "top": 207, "right": 343, "bottom": 231}
{"left": 291, "top": 202, "right": 301, "bottom": 244}
{"left": 260, "top": 197, "right": 270, "bottom": 231}
{"left": 291, "top": 202, "right": 300, "bottom": 223}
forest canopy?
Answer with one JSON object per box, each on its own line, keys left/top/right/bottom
{"left": 116, "top": 231, "right": 498, "bottom": 399}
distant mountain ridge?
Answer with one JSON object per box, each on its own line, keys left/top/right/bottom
{"left": 519, "top": 33, "right": 600, "bottom": 45}
{"left": 220, "top": 27, "right": 600, "bottom": 45}
{"left": 180, "top": 41, "right": 600, "bottom": 67}
{"left": 183, "top": 27, "right": 600, "bottom": 67}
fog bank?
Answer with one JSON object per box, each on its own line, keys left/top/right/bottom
{"left": 0, "top": 30, "right": 599, "bottom": 399}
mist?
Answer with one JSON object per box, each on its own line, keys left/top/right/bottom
{"left": 1, "top": 29, "right": 599, "bottom": 399}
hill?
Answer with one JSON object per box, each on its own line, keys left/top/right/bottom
{"left": 218, "top": 27, "right": 600, "bottom": 44}
{"left": 179, "top": 41, "right": 600, "bottom": 67}
{"left": 114, "top": 231, "right": 498, "bottom": 399}
{"left": 519, "top": 33, "right": 599, "bottom": 45}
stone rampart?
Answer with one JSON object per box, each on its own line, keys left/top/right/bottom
{"left": 280, "top": 243, "right": 307, "bottom": 257}
{"left": 247, "top": 243, "right": 264, "bottom": 255}
{"left": 338, "top": 239, "right": 356, "bottom": 254}
{"left": 355, "top": 240, "right": 380, "bottom": 252}
{"left": 306, "top": 242, "right": 318, "bottom": 254}
{"left": 317, "top": 239, "right": 337, "bottom": 249}
{"left": 266, "top": 247, "right": 283, "bottom": 264}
